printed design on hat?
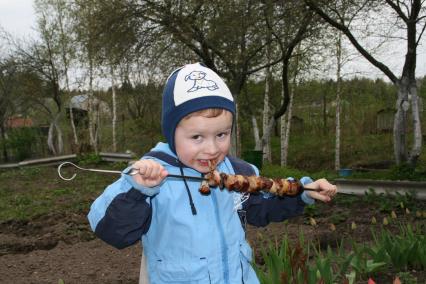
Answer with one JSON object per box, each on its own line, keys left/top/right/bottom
{"left": 184, "top": 70, "right": 219, "bottom": 92}
{"left": 173, "top": 63, "right": 233, "bottom": 106}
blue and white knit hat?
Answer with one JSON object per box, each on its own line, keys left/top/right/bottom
{"left": 161, "top": 63, "right": 236, "bottom": 153}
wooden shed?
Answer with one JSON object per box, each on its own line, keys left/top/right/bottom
{"left": 66, "top": 94, "right": 110, "bottom": 126}
{"left": 291, "top": 115, "right": 304, "bottom": 133}
{"left": 376, "top": 108, "right": 395, "bottom": 132}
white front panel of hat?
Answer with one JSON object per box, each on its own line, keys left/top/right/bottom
{"left": 173, "top": 64, "right": 234, "bottom": 106}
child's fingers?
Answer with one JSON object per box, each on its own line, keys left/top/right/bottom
{"left": 149, "top": 164, "right": 163, "bottom": 179}
{"left": 328, "top": 185, "right": 337, "bottom": 196}
{"left": 308, "top": 191, "right": 331, "bottom": 202}
{"left": 160, "top": 168, "right": 169, "bottom": 179}
{"left": 133, "top": 160, "right": 162, "bottom": 179}
{"left": 316, "top": 179, "right": 337, "bottom": 197}
{"left": 143, "top": 163, "right": 154, "bottom": 177}
{"left": 321, "top": 187, "right": 336, "bottom": 197}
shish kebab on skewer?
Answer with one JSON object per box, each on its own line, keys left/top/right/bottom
{"left": 198, "top": 171, "right": 313, "bottom": 196}
{"left": 57, "top": 161, "right": 322, "bottom": 197}
{"left": 198, "top": 160, "right": 320, "bottom": 196}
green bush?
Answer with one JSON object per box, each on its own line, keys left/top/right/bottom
{"left": 77, "top": 153, "right": 102, "bottom": 165}
{"left": 3, "top": 128, "right": 39, "bottom": 161}
{"left": 389, "top": 164, "right": 426, "bottom": 181}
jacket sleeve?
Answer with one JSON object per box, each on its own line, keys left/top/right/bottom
{"left": 87, "top": 173, "right": 158, "bottom": 249}
{"left": 243, "top": 194, "right": 306, "bottom": 227}
{"left": 242, "top": 177, "right": 315, "bottom": 227}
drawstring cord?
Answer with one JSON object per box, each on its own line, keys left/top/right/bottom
{"left": 233, "top": 192, "right": 250, "bottom": 211}
{"left": 179, "top": 162, "right": 197, "bottom": 215}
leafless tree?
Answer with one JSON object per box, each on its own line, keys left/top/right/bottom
{"left": 306, "top": 0, "right": 426, "bottom": 167}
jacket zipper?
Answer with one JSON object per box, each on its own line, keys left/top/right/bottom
{"left": 240, "top": 260, "right": 245, "bottom": 284}
{"left": 211, "top": 190, "right": 230, "bottom": 284}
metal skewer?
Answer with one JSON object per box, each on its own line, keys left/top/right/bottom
{"left": 57, "top": 161, "right": 207, "bottom": 181}
{"left": 57, "top": 162, "right": 325, "bottom": 194}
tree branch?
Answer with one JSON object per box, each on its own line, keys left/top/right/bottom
{"left": 416, "top": 22, "right": 426, "bottom": 46}
{"left": 385, "top": 0, "right": 409, "bottom": 22}
{"left": 305, "top": 0, "right": 398, "bottom": 84}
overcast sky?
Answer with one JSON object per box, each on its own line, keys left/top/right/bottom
{"left": 0, "top": 0, "right": 37, "bottom": 38}
{"left": 0, "top": 0, "right": 425, "bottom": 80}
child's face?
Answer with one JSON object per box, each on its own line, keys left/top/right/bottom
{"left": 175, "top": 111, "right": 233, "bottom": 173}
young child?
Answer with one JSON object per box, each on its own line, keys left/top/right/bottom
{"left": 88, "top": 63, "right": 337, "bottom": 284}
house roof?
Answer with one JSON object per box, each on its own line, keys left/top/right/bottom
{"left": 6, "top": 117, "right": 33, "bottom": 128}
{"left": 68, "top": 94, "right": 110, "bottom": 113}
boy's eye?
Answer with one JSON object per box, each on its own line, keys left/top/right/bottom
{"left": 191, "top": 135, "right": 202, "bottom": 140}
{"left": 217, "top": 131, "right": 230, "bottom": 139}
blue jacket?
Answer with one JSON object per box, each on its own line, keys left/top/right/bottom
{"left": 88, "top": 142, "right": 313, "bottom": 284}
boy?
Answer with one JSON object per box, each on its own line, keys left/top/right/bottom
{"left": 88, "top": 63, "right": 337, "bottom": 284}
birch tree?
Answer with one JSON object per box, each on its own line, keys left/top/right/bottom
{"left": 335, "top": 32, "right": 343, "bottom": 170}
{"left": 281, "top": 47, "right": 301, "bottom": 167}
{"left": 110, "top": 66, "right": 118, "bottom": 152}
{"left": 61, "top": 6, "right": 78, "bottom": 149}
{"left": 42, "top": 0, "right": 79, "bottom": 148}
{"left": 262, "top": 46, "right": 272, "bottom": 163}
{"left": 306, "top": 0, "right": 426, "bottom": 167}
{"left": 72, "top": 1, "right": 102, "bottom": 153}
{"left": 10, "top": 0, "right": 75, "bottom": 155}
{"left": 260, "top": 1, "right": 316, "bottom": 163}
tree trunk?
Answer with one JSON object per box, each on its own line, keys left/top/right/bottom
{"left": 69, "top": 101, "right": 79, "bottom": 146}
{"left": 0, "top": 124, "right": 9, "bottom": 162}
{"left": 252, "top": 116, "right": 261, "bottom": 150}
{"left": 335, "top": 82, "right": 342, "bottom": 171}
{"left": 281, "top": 82, "right": 295, "bottom": 167}
{"left": 235, "top": 101, "right": 241, "bottom": 157}
{"left": 47, "top": 113, "right": 63, "bottom": 155}
{"left": 230, "top": 101, "right": 239, "bottom": 157}
{"left": 394, "top": 77, "right": 422, "bottom": 166}
{"left": 95, "top": 104, "right": 101, "bottom": 146}
{"left": 393, "top": 79, "right": 409, "bottom": 165}
{"left": 47, "top": 122, "right": 56, "bottom": 155}
{"left": 280, "top": 96, "right": 287, "bottom": 167}
{"left": 87, "top": 59, "right": 98, "bottom": 153}
{"left": 335, "top": 32, "right": 342, "bottom": 171}
{"left": 281, "top": 43, "right": 301, "bottom": 167}
{"left": 111, "top": 67, "right": 117, "bottom": 152}
{"left": 229, "top": 78, "right": 245, "bottom": 157}
{"left": 88, "top": 94, "right": 97, "bottom": 153}
{"left": 262, "top": 66, "right": 272, "bottom": 163}
{"left": 322, "top": 91, "right": 327, "bottom": 135}
{"left": 408, "top": 82, "right": 422, "bottom": 166}
{"left": 56, "top": 121, "right": 64, "bottom": 154}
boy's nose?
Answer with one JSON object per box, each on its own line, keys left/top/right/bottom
{"left": 204, "top": 140, "right": 219, "bottom": 155}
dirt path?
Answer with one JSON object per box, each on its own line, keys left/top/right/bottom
{"left": 0, "top": 239, "right": 141, "bottom": 284}
{"left": 0, "top": 212, "right": 142, "bottom": 284}
{"left": 1, "top": 195, "right": 425, "bottom": 283}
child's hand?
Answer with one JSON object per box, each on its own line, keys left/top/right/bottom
{"left": 303, "top": 178, "right": 337, "bottom": 202}
{"left": 131, "top": 160, "right": 168, "bottom": 188}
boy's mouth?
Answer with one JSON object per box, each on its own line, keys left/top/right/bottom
{"left": 198, "top": 159, "right": 217, "bottom": 168}
{"left": 198, "top": 159, "right": 210, "bottom": 167}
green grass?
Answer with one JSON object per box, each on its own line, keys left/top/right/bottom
{"left": 251, "top": 132, "right": 426, "bottom": 175}
{"left": 0, "top": 150, "right": 424, "bottom": 223}
{"left": 0, "top": 164, "right": 119, "bottom": 222}
{"left": 260, "top": 161, "right": 426, "bottom": 182}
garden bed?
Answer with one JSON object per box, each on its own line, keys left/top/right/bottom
{"left": 0, "top": 165, "right": 425, "bottom": 283}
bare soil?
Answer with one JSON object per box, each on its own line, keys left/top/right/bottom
{"left": 0, "top": 178, "right": 425, "bottom": 283}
